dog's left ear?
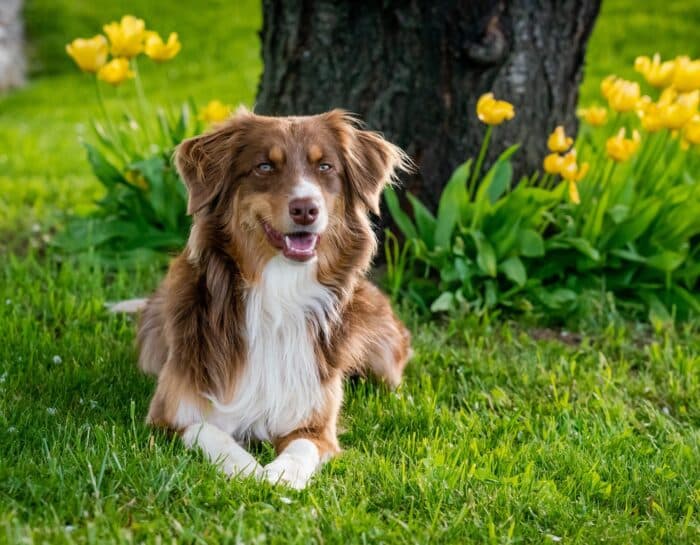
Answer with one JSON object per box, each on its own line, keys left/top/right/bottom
{"left": 326, "top": 110, "right": 411, "bottom": 215}
{"left": 175, "top": 109, "right": 251, "bottom": 215}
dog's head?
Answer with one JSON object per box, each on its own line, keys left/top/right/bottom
{"left": 176, "top": 108, "right": 409, "bottom": 280}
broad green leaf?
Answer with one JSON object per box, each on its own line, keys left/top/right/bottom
{"left": 535, "top": 287, "right": 578, "bottom": 310}
{"left": 84, "top": 143, "right": 128, "bottom": 189}
{"left": 607, "top": 204, "right": 629, "bottom": 224}
{"left": 610, "top": 248, "right": 646, "bottom": 263}
{"left": 407, "top": 193, "right": 436, "bottom": 249}
{"left": 492, "top": 217, "right": 522, "bottom": 259}
{"left": 486, "top": 160, "right": 513, "bottom": 204}
{"left": 670, "top": 285, "right": 700, "bottom": 313}
{"left": 473, "top": 161, "right": 511, "bottom": 226}
{"left": 384, "top": 187, "right": 418, "bottom": 239}
{"left": 646, "top": 250, "right": 686, "bottom": 272}
{"left": 640, "top": 291, "right": 672, "bottom": 325}
{"left": 131, "top": 155, "right": 175, "bottom": 229}
{"left": 499, "top": 256, "right": 527, "bottom": 287}
{"left": 430, "top": 291, "right": 455, "bottom": 313}
{"left": 518, "top": 229, "right": 545, "bottom": 257}
{"left": 454, "top": 258, "right": 470, "bottom": 282}
{"left": 484, "top": 280, "right": 498, "bottom": 308}
{"left": 604, "top": 200, "right": 661, "bottom": 249}
{"left": 470, "top": 231, "right": 497, "bottom": 277}
{"left": 553, "top": 237, "right": 600, "bottom": 261}
{"left": 472, "top": 144, "right": 518, "bottom": 227}
{"left": 435, "top": 160, "right": 471, "bottom": 248}
{"left": 58, "top": 218, "right": 141, "bottom": 249}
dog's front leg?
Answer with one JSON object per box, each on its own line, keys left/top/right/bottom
{"left": 182, "top": 422, "right": 263, "bottom": 479}
{"left": 263, "top": 377, "right": 343, "bottom": 490}
{"left": 263, "top": 438, "right": 325, "bottom": 490}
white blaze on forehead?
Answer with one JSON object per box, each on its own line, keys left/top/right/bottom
{"left": 292, "top": 178, "right": 323, "bottom": 200}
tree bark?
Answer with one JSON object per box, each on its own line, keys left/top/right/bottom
{"left": 257, "top": 0, "right": 600, "bottom": 210}
{"left": 0, "top": 0, "right": 26, "bottom": 92}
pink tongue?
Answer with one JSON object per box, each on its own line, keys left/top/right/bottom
{"left": 284, "top": 233, "right": 318, "bottom": 255}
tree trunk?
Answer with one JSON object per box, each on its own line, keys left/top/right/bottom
{"left": 0, "top": 0, "right": 26, "bottom": 92}
{"left": 257, "top": 0, "right": 600, "bottom": 210}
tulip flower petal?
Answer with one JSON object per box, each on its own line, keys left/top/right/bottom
{"left": 66, "top": 35, "right": 108, "bottom": 73}
{"left": 476, "top": 93, "right": 515, "bottom": 125}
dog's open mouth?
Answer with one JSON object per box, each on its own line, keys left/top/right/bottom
{"left": 262, "top": 222, "right": 319, "bottom": 262}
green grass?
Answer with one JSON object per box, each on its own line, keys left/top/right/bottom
{"left": 2, "top": 254, "right": 699, "bottom": 543}
{"left": 2, "top": 1, "right": 700, "bottom": 543}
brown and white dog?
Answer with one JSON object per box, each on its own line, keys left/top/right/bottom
{"left": 136, "top": 108, "right": 412, "bottom": 489}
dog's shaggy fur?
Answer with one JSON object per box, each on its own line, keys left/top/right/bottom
{"left": 137, "top": 108, "right": 412, "bottom": 489}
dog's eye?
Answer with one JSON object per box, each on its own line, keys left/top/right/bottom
{"left": 256, "top": 162, "right": 274, "bottom": 173}
{"left": 319, "top": 163, "right": 332, "bottom": 172}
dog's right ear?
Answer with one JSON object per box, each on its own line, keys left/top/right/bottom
{"left": 175, "top": 110, "right": 250, "bottom": 215}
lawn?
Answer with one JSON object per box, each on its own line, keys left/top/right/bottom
{"left": 1, "top": 1, "right": 699, "bottom": 543}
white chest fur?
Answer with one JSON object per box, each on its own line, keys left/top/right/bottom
{"left": 201, "top": 255, "right": 335, "bottom": 441}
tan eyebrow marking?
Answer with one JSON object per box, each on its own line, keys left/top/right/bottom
{"left": 269, "top": 145, "right": 285, "bottom": 164}
{"left": 308, "top": 144, "right": 323, "bottom": 163}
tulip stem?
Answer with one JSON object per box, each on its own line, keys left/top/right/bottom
{"left": 94, "top": 77, "right": 111, "bottom": 131}
{"left": 602, "top": 161, "right": 617, "bottom": 191}
{"left": 639, "top": 131, "right": 669, "bottom": 195}
{"left": 94, "top": 77, "right": 127, "bottom": 162}
{"left": 469, "top": 125, "right": 493, "bottom": 200}
{"left": 635, "top": 130, "right": 661, "bottom": 181}
{"left": 131, "top": 57, "right": 154, "bottom": 147}
{"left": 657, "top": 138, "right": 685, "bottom": 188}
{"left": 579, "top": 160, "right": 615, "bottom": 237}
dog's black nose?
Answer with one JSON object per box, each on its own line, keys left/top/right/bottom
{"left": 289, "top": 198, "right": 319, "bottom": 226}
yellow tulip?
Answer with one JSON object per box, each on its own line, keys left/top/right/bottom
{"left": 559, "top": 150, "right": 588, "bottom": 182}
{"left": 198, "top": 100, "right": 231, "bottom": 123}
{"left": 562, "top": 165, "right": 581, "bottom": 182}
{"left": 634, "top": 54, "right": 675, "bottom": 88}
{"left": 672, "top": 56, "right": 700, "bottom": 93}
{"left": 639, "top": 102, "right": 665, "bottom": 132}
{"left": 476, "top": 93, "right": 515, "bottom": 125}
{"left": 144, "top": 31, "right": 181, "bottom": 62}
{"left": 605, "top": 77, "right": 641, "bottom": 113}
{"left": 636, "top": 95, "right": 653, "bottom": 111}
{"left": 600, "top": 75, "right": 617, "bottom": 99}
{"left": 103, "top": 15, "right": 146, "bottom": 58}
{"left": 543, "top": 153, "right": 564, "bottom": 174}
{"left": 577, "top": 105, "right": 607, "bottom": 127}
{"left": 684, "top": 115, "right": 700, "bottom": 145}
{"left": 547, "top": 126, "right": 574, "bottom": 153}
{"left": 606, "top": 128, "right": 641, "bottom": 162}
{"left": 97, "top": 58, "right": 135, "bottom": 86}
{"left": 660, "top": 90, "right": 699, "bottom": 130}
{"left": 65, "top": 35, "right": 108, "bottom": 73}
{"left": 658, "top": 87, "right": 677, "bottom": 106}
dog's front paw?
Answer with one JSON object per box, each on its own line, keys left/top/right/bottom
{"left": 223, "top": 458, "right": 264, "bottom": 480}
{"left": 263, "top": 456, "right": 313, "bottom": 490}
